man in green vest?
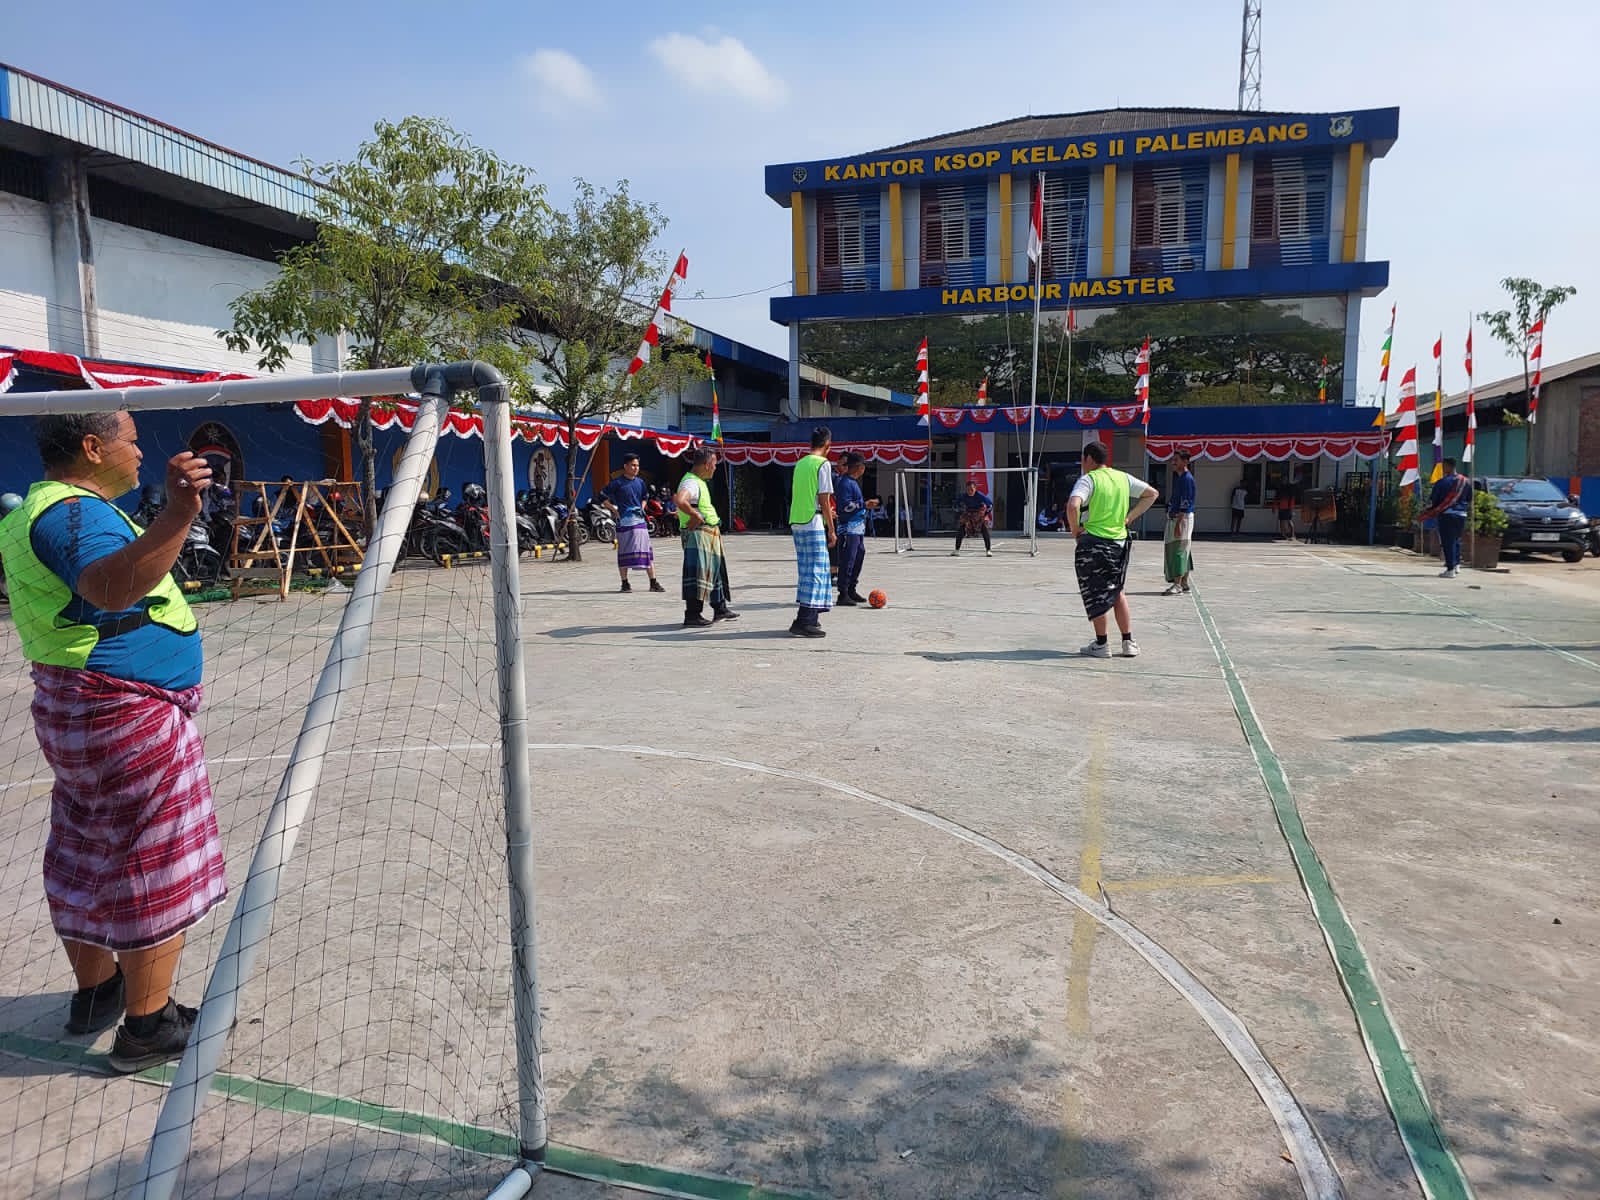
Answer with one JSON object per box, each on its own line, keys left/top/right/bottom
{"left": 0, "top": 410, "right": 226, "bottom": 1073}
{"left": 1065, "top": 440, "right": 1159, "bottom": 658}
{"left": 674, "top": 445, "right": 737, "bottom": 627}
{"left": 788, "top": 426, "right": 837, "bottom": 638}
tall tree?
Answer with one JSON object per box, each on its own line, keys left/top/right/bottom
{"left": 496, "top": 180, "right": 704, "bottom": 562}
{"left": 1479, "top": 276, "right": 1578, "bottom": 472}
{"left": 220, "top": 117, "right": 546, "bottom": 532}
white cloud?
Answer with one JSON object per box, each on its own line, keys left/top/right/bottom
{"left": 520, "top": 49, "right": 603, "bottom": 112}
{"left": 648, "top": 33, "right": 786, "bottom": 108}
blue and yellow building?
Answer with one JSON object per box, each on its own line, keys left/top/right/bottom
{"left": 764, "top": 105, "right": 1398, "bottom": 532}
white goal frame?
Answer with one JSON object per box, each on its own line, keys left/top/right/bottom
{"left": 0, "top": 364, "right": 547, "bottom": 1200}
{"left": 893, "top": 465, "right": 1039, "bottom": 557}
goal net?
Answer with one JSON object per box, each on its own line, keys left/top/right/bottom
{"left": 0, "top": 366, "right": 543, "bottom": 1200}
{"left": 892, "top": 466, "right": 1040, "bottom": 556}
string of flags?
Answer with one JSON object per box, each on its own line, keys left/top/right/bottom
{"left": 1394, "top": 367, "right": 1420, "bottom": 490}
{"left": 1134, "top": 337, "right": 1151, "bottom": 427}
{"left": 915, "top": 337, "right": 930, "bottom": 421}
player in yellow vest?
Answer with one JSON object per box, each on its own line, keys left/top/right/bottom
{"left": 1065, "top": 440, "right": 1159, "bottom": 658}
{"left": 0, "top": 409, "right": 224, "bottom": 1073}
{"left": 788, "top": 426, "right": 837, "bottom": 638}
{"left": 673, "top": 445, "right": 737, "bottom": 627}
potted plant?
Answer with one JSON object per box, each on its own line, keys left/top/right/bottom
{"left": 1394, "top": 491, "right": 1417, "bottom": 550}
{"left": 1466, "top": 488, "right": 1507, "bottom": 569}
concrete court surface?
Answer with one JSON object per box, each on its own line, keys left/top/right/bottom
{"left": 0, "top": 531, "right": 1594, "bottom": 1199}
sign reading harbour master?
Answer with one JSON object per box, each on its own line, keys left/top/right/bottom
{"left": 943, "top": 279, "right": 1178, "bottom": 306}
{"left": 765, "top": 108, "right": 1399, "bottom": 198}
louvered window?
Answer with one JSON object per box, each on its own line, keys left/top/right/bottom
{"left": 1130, "top": 163, "right": 1208, "bottom": 275}
{"left": 1249, "top": 155, "right": 1332, "bottom": 268}
{"left": 816, "top": 189, "right": 882, "bottom": 293}
{"left": 919, "top": 181, "right": 987, "bottom": 289}
{"left": 1036, "top": 173, "right": 1090, "bottom": 281}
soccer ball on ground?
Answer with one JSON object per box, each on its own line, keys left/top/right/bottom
{"left": 868, "top": 590, "right": 888, "bottom": 609}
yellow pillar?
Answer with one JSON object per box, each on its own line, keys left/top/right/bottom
{"left": 791, "top": 191, "right": 809, "bottom": 295}
{"left": 1221, "top": 153, "right": 1240, "bottom": 269}
{"left": 1100, "top": 164, "right": 1117, "bottom": 277}
{"left": 1341, "top": 143, "right": 1365, "bottom": 263}
{"left": 997, "top": 174, "right": 1013, "bottom": 284}
{"left": 889, "top": 183, "right": 905, "bottom": 290}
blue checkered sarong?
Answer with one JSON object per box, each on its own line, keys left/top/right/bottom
{"left": 792, "top": 523, "right": 833, "bottom": 611}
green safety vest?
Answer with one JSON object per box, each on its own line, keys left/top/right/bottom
{"left": 788, "top": 453, "right": 829, "bottom": 525}
{"left": 1082, "top": 467, "right": 1132, "bottom": 540}
{"left": 677, "top": 471, "right": 720, "bottom": 530}
{"left": 0, "top": 480, "right": 196, "bottom": 667}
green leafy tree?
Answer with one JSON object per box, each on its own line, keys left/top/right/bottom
{"left": 495, "top": 181, "right": 704, "bottom": 562}
{"left": 220, "top": 117, "right": 546, "bottom": 532}
{"left": 1479, "top": 276, "right": 1578, "bottom": 473}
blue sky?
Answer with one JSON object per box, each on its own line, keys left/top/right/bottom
{"left": 6, "top": 0, "right": 1596, "bottom": 397}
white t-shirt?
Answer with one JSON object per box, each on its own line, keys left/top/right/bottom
{"left": 1231, "top": 486, "right": 1248, "bottom": 510}
{"left": 793, "top": 460, "right": 835, "bottom": 530}
{"left": 1069, "top": 470, "right": 1150, "bottom": 507}
{"left": 677, "top": 475, "right": 716, "bottom": 524}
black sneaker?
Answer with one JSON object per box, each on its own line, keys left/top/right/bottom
{"left": 108, "top": 999, "right": 197, "bottom": 1074}
{"left": 648, "top": 579, "right": 666, "bottom": 593}
{"left": 712, "top": 607, "right": 740, "bottom": 622}
{"left": 683, "top": 614, "right": 714, "bottom": 628}
{"left": 66, "top": 968, "right": 125, "bottom": 1035}
{"left": 620, "top": 579, "right": 632, "bottom": 593}
{"left": 848, "top": 591, "right": 868, "bottom": 604}
{"left": 788, "top": 622, "right": 826, "bottom": 638}
{"left": 836, "top": 594, "right": 859, "bottom": 606}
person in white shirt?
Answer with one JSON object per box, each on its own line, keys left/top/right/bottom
{"left": 1230, "top": 480, "right": 1248, "bottom": 537}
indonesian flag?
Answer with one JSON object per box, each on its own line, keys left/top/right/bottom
{"left": 1064, "top": 307, "right": 1076, "bottom": 333}
{"left": 1134, "top": 337, "right": 1151, "bottom": 427}
{"left": 1026, "top": 178, "right": 1044, "bottom": 267}
{"left": 706, "top": 350, "right": 722, "bottom": 443}
{"left": 1430, "top": 335, "right": 1444, "bottom": 483}
{"left": 1394, "top": 367, "right": 1420, "bottom": 491}
{"left": 1464, "top": 324, "right": 1476, "bottom": 464}
{"left": 915, "top": 337, "right": 930, "bottom": 422}
{"left": 1528, "top": 317, "right": 1544, "bottom": 424}
{"left": 976, "top": 375, "right": 989, "bottom": 404}
{"left": 628, "top": 252, "right": 688, "bottom": 376}
{"left": 1374, "top": 303, "right": 1395, "bottom": 428}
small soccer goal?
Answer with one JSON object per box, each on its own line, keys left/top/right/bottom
{"left": 0, "top": 364, "right": 545, "bottom": 1200}
{"left": 892, "top": 465, "right": 1040, "bottom": 557}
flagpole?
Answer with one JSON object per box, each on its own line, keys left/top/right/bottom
{"left": 1026, "top": 172, "right": 1043, "bottom": 536}
{"left": 1366, "top": 303, "right": 1396, "bottom": 546}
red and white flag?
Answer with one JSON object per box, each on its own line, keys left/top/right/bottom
{"left": 1527, "top": 317, "right": 1544, "bottom": 425}
{"left": 627, "top": 252, "right": 689, "bottom": 376}
{"left": 1134, "top": 337, "right": 1151, "bottom": 427}
{"left": 915, "top": 337, "right": 930, "bottom": 421}
{"left": 1463, "top": 324, "right": 1476, "bottom": 464}
{"left": 1394, "top": 367, "right": 1420, "bottom": 490}
{"left": 1026, "top": 178, "right": 1044, "bottom": 268}
{"left": 976, "top": 375, "right": 989, "bottom": 404}
{"left": 1063, "top": 307, "right": 1076, "bottom": 334}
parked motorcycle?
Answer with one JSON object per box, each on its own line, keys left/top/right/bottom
{"left": 584, "top": 498, "right": 617, "bottom": 543}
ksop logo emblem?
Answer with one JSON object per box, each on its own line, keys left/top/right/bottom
{"left": 1329, "top": 116, "right": 1354, "bottom": 138}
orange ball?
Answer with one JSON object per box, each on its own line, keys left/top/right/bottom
{"left": 868, "top": 589, "right": 888, "bottom": 609}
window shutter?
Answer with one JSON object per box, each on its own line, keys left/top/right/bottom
{"left": 817, "top": 189, "right": 882, "bottom": 292}
{"left": 1039, "top": 173, "right": 1089, "bottom": 281}
{"left": 1130, "top": 163, "right": 1207, "bottom": 274}
{"left": 1249, "top": 155, "right": 1331, "bottom": 268}
{"left": 919, "top": 181, "right": 987, "bottom": 288}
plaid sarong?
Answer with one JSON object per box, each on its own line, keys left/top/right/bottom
{"left": 1074, "top": 534, "right": 1133, "bottom": 620}
{"left": 32, "top": 664, "right": 227, "bottom": 951}
{"left": 792, "top": 523, "right": 833, "bottom": 610}
{"left": 615, "top": 521, "right": 654, "bottom": 570}
{"left": 680, "top": 525, "right": 727, "bottom": 606}
{"left": 1163, "top": 513, "right": 1193, "bottom": 582}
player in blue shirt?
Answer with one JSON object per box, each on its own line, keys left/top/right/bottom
{"left": 952, "top": 480, "right": 993, "bottom": 557}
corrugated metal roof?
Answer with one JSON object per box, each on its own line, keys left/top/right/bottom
{"left": 876, "top": 106, "right": 1303, "bottom": 155}
{"left": 1, "top": 62, "right": 318, "bottom": 219}
{"left": 1392, "top": 351, "right": 1600, "bottom": 422}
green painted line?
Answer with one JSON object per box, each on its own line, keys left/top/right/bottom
{"left": 1191, "top": 589, "right": 1476, "bottom": 1200}
{"left": 0, "top": 1031, "right": 811, "bottom": 1200}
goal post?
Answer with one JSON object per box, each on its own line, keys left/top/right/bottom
{"left": 0, "top": 363, "right": 546, "bottom": 1200}
{"left": 893, "top": 465, "right": 1040, "bottom": 556}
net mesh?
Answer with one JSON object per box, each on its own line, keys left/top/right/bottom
{"left": 893, "top": 466, "right": 1040, "bottom": 555}
{"left": 0, "top": 494, "right": 518, "bottom": 1197}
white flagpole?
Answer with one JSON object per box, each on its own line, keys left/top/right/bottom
{"left": 1026, "top": 172, "right": 1043, "bottom": 531}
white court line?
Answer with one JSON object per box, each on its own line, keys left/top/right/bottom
{"left": 2, "top": 744, "right": 496, "bottom": 791}
{"left": 1300, "top": 549, "right": 1600, "bottom": 674}
{"left": 525, "top": 741, "right": 1345, "bottom": 1200}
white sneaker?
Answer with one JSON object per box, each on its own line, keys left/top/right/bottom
{"left": 985, "top": 549, "right": 993, "bottom": 557}
{"left": 950, "top": 550, "right": 959, "bottom": 557}
{"left": 1079, "top": 641, "right": 1111, "bottom": 659}
{"left": 1162, "top": 583, "right": 1181, "bottom": 596}
{"left": 1119, "top": 637, "right": 1141, "bottom": 657}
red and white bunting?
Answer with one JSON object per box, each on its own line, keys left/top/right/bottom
{"left": 1464, "top": 325, "right": 1476, "bottom": 464}
{"left": 1527, "top": 317, "right": 1544, "bottom": 424}
{"left": 1146, "top": 435, "right": 1389, "bottom": 463}
{"left": 1134, "top": 337, "right": 1151, "bottom": 427}
{"left": 627, "top": 252, "right": 689, "bottom": 376}
{"left": 1394, "top": 367, "right": 1420, "bottom": 489}
{"left": 915, "top": 337, "right": 930, "bottom": 419}
{"left": 1026, "top": 177, "right": 1044, "bottom": 267}
{"left": 716, "top": 440, "right": 931, "bottom": 467}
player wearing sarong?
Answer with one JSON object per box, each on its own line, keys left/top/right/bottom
{"left": 1162, "top": 449, "right": 1196, "bottom": 595}
{"left": 675, "top": 447, "right": 738, "bottom": 628}
{"left": 0, "top": 411, "right": 225, "bottom": 1073}
{"left": 601, "top": 453, "right": 665, "bottom": 594}
{"left": 788, "top": 427, "right": 837, "bottom": 639}
{"left": 1066, "top": 441, "right": 1159, "bottom": 659}
{"left": 951, "top": 481, "right": 993, "bottom": 556}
